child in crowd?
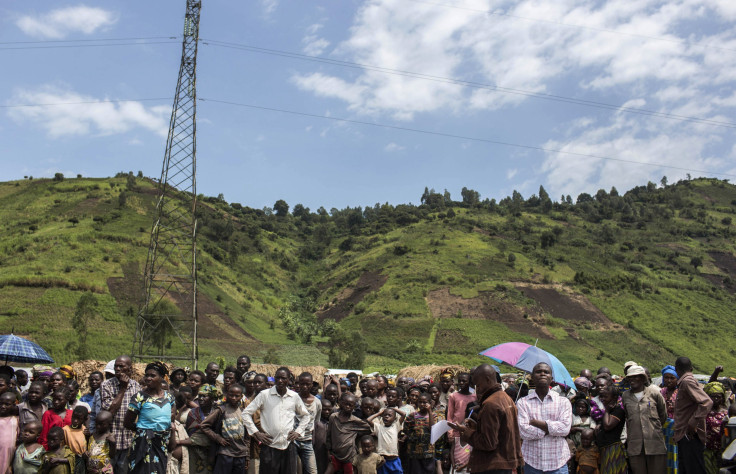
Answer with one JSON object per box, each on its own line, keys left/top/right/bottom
{"left": 353, "top": 435, "right": 385, "bottom": 474}
{"left": 40, "top": 427, "right": 74, "bottom": 474}
{"left": 0, "top": 391, "right": 19, "bottom": 473}
{"left": 404, "top": 392, "right": 441, "bottom": 474}
{"left": 187, "top": 384, "right": 218, "bottom": 474}
{"left": 407, "top": 388, "right": 421, "bottom": 409}
{"left": 360, "top": 397, "right": 378, "bottom": 420}
{"left": 575, "top": 429, "right": 600, "bottom": 474}
{"left": 62, "top": 406, "right": 88, "bottom": 474}
{"left": 19, "top": 382, "right": 47, "bottom": 437}
{"left": 14, "top": 420, "right": 45, "bottom": 474}
{"left": 188, "top": 371, "right": 205, "bottom": 398}
{"left": 447, "top": 372, "right": 475, "bottom": 473}
{"left": 86, "top": 410, "right": 115, "bottom": 474}
{"left": 17, "top": 370, "right": 30, "bottom": 394}
{"left": 40, "top": 388, "right": 72, "bottom": 450}
{"left": 66, "top": 381, "right": 89, "bottom": 412}
{"left": 325, "top": 393, "right": 372, "bottom": 474}
{"left": 313, "top": 399, "right": 332, "bottom": 474}
{"left": 295, "top": 372, "right": 321, "bottom": 474}
{"left": 200, "top": 384, "right": 250, "bottom": 474}
{"left": 367, "top": 407, "right": 405, "bottom": 474}
{"left": 167, "top": 392, "right": 192, "bottom": 474}
{"left": 385, "top": 387, "right": 414, "bottom": 417}
{"left": 569, "top": 398, "right": 597, "bottom": 449}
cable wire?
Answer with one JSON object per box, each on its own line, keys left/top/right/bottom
{"left": 201, "top": 39, "right": 736, "bottom": 130}
{"left": 198, "top": 97, "right": 736, "bottom": 178}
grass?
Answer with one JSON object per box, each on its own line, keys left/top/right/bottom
{"left": 0, "top": 176, "right": 735, "bottom": 377}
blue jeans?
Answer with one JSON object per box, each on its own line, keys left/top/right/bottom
{"left": 524, "top": 465, "right": 568, "bottom": 474}
{"left": 294, "top": 439, "right": 318, "bottom": 474}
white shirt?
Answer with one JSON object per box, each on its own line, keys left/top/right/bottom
{"left": 372, "top": 418, "right": 401, "bottom": 456}
{"left": 243, "top": 387, "right": 310, "bottom": 450}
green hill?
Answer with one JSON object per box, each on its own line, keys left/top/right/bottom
{"left": 1, "top": 174, "right": 735, "bottom": 375}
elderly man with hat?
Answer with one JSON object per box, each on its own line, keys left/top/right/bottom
{"left": 622, "top": 365, "right": 667, "bottom": 474}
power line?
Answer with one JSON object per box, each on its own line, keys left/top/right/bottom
{"left": 201, "top": 39, "right": 736, "bottom": 130}
{"left": 407, "top": 0, "right": 736, "bottom": 54}
{"left": 198, "top": 97, "right": 736, "bottom": 179}
{"left": 0, "top": 98, "right": 173, "bottom": 108}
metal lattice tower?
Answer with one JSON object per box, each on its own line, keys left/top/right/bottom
{"left": 134, "top": 0, "right": 201, "bottom": 368}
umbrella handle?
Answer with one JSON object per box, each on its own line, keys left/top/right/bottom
{"left": 515, "top": 371, "right": 526, "bottom": 402}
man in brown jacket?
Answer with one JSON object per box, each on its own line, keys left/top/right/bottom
{"left": 674, "top": 356, "right": 712, "bottom": 474}
{"left": 450, "top": 364, "right": 524, "bottom": 474}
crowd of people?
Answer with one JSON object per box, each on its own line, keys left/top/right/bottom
{"left": 0, "top": 353, "right": 730, "bottom": 474}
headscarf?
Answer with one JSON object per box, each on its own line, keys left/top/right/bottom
{"left": 704, "top": 381, "right": 725, "bottom": 397}
{"left": 574, "top": 376, "right": 592, "bottom": 389}
{"left": 32, "top": 365, "right": 53, "bottom": 377}
{"left": 59, "top": 365, "right": 76, "bottom": 381}
{"left": 661, "top": 365, "right": 678, "bottom": 378}
{"left": 198, "top": 384, "right": 220, "bottom": 398}
{"left": 145, "top": 361, "right": 169, "bottom": 378}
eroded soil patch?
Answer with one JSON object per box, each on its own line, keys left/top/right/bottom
{"left": 515, "top": 283, "right": 614, "bottom": 327}
{"left": 107, "top": 262, "right": 254, "bottom": 342}
{"left": 317, "top": 271, "right": 388, "bottom": 322}
{"left": 426, "top": 287, "right": 552, "bottom": 339}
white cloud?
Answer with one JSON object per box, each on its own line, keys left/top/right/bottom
{"left": 7, "top": 86, "right": 169, "bottom": 138}
{"left": 17, "top": 5, "right": 117, "bottom": 39}
{"left": 260, "top": 0, "right": 278, "bottom": 16}
{"left": 384, "top": 142, "right": 404, "bottom": 152}
{"left": 293, "top": 0, "right": 736, "bottom": 122}
{"left": 540, "top": 112, "right": 726, "bottom": 198}
{"left": 302, "top": 33, "right": 330, "bottom": 56}
{"left": 506, "top": 168, "right": 518, "bottom": 180}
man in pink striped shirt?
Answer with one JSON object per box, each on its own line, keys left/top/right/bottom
{"left": 517, "top": 363, "right": 572, "bottom": 474}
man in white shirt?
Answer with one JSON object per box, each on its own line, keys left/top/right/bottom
{"left": 243, "top": 367, "right": 310, "bottom": 474}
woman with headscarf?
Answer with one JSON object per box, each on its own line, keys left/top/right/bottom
{"left": 703, "top": 381, "right": 729, "bottom": 474}
{"left": 660, "top": 365, "right": 679, "bottom": 474}
{"left": 123, "top": 362, "right": 175, "bottom": 474}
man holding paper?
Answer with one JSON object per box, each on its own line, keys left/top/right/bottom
{"left": 448, "top": 364, "right": 524, "bottom": 474}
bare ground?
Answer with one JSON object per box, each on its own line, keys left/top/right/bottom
{"left": 316, "top": 271, "right": 388, "bottom": 322}
{"left": 514, "top": 282, "right": 615, "bottom": 327}
{"left": 703, "top": 251, "right": 736, "bottom": 293}
{"left": 426, "top": 287, "right": 553, "bottom": 339}
{"left": 106, "top": 262, "right": 255, "bottom": 342}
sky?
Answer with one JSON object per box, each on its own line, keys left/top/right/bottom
{"left": 2, "top": 0, "right": 736, "bottom": 211}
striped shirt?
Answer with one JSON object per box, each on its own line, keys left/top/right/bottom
{"left": 517, "top": 389, "right": 572, "bottom": 471}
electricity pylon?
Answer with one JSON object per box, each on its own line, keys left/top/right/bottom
{"left": 134, "top": 0, "right": 201, "bottom": 368}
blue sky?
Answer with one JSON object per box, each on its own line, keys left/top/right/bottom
{"left": 2, "top": 0, "right": 736, "bottom": 211}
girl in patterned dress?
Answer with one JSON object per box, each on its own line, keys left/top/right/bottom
{"left": 86, "top": 410, "right": 115, "bottom": 474}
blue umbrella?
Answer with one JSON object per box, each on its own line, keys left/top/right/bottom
{"left": 0, "top": 334, "right": 53, "bottom": 364}
{"left": 480, "top": 342, "right": 575, "bottom": 388}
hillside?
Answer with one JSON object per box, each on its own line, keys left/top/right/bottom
{"left": 1, "top": 174, "right": 735, "bottom": 374}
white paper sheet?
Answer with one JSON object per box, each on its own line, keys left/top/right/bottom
{"left": 430, "top": 419, "right": 451, "bottom": 444}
